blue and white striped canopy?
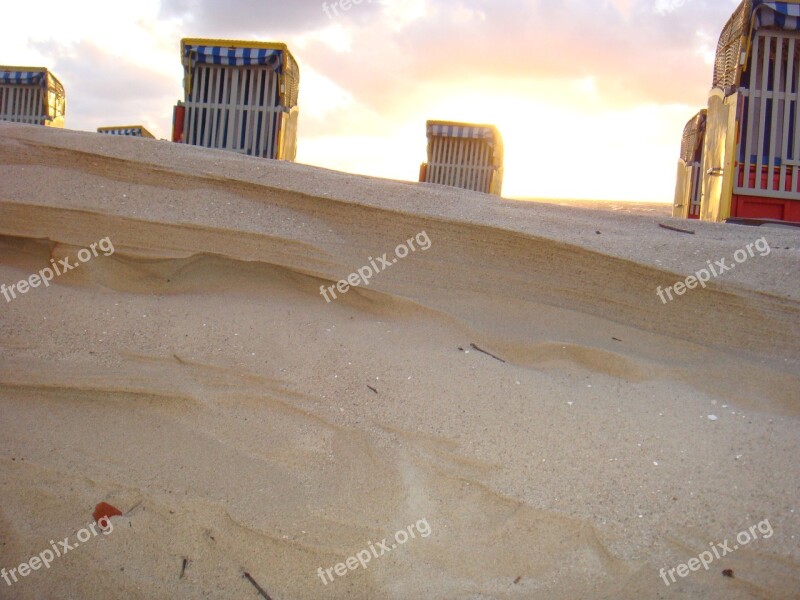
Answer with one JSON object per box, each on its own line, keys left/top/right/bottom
{"left": 427, "top": 123, "right": 496, "bottom": 141}
{"left": 0, "top": 70, "right": 46, "bottom": 85}
{"left": 183, "top": 44, "right": 283, "bottom": 71}
{"left": 98, "top": 128, "right": 144, "bottom": 136}
{"left": 754, "top": 1, "right": 800, "bottom": 31}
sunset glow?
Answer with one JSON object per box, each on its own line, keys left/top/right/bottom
{"left": 2, "top": 0, "right": 739, "bottom": 201}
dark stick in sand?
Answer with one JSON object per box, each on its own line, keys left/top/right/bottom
{"left": 179, "top": 558, "right": 188, "bottom": 579}
{"left": 367, "top": 385, "right": 378, "bottom": 394}
{"left": 243, "top": 572, "right": 273, "bottom": 600}
{"left": 470, "top": 343, "right": 506, "bottom": 363}
{"left": 659, "top": 223, "right": 695, "bottom": 235}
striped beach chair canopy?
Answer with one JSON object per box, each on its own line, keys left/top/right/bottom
{"left": 714, "top": 1, "right": 800, "bottom": 91}
{"left": 426, "top": 121, "right": 500, "bottom": 145}
{"left": 176, "top": 38, "right": 300, "bottom": 160}
{"left": 754, "top": 1, "right": 800, "bottom": 29}
{"left": 422, "top": 120, "right": 504, "bottom": 196}
{"left": 180, "top": 39, "right": 299, "bottom": 109}
{"left": 182, "top": 42, "right": 284, "bottom": 71}
{"left": 0, "top": 66, "right": 65, "bottom": 126}
{"left": 97, "top": 125, "right": 155, "bottom": 138}
{"left": 0, "top": 70, "right": 47, "bottom": 85}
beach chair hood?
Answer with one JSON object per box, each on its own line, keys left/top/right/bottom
{"left": 714, "top": 1, "right": 800, "bottom": 93}
{"left": 0, "top": 66, "right": 65, "bottom": 127}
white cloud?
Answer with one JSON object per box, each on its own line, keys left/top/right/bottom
{"left": 300, "top": 67, "right": 356, "bottom": 120}
{"left": 655, "top": 0, "right": 688, "bottom": 16}
{"left": 383, "top": 0, "right": 428, "bottom": 30}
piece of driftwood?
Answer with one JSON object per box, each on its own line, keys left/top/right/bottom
{"left": 470, "top": 343, "right": 506, "bottom": 363}
{"left": 659, "top": 223, "right": 695, "bottom": 235}
{"left": 243, "top": 572, "right": 273, "bottom": 599}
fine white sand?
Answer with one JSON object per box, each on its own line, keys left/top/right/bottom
{"left": 0, "top": 121, "right": 798, "bottom": 599}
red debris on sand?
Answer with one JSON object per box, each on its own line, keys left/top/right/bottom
{"left": 93, "top": 502, "right": 123, "bottom": 529}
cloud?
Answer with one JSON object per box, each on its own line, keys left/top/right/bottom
{"left": 286, "top": 0, "right": 739, "bottom": 116}
{"left": 34, "top": 0, "right": 739, "bottom": 137}
{"left": 32, "top": 40, "right": 180, "bottom": 137}
{"left": 159, "top": 0, "right": 385, "bottom": 36}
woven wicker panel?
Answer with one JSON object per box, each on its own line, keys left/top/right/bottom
{"left": 283, "top": 53, "right": 299, "bottom": 108}
{"left": 680, "top": 110, "right": 707, "bottom": 163}
{"left": 49, "top": 74, "right": 66, "bottom": 118}
{"left": 713, "top": 0, "right": 752, "bottom": 91}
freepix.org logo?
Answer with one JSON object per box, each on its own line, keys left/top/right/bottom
{"left": 656, "top": 237, "right": 771, "bottom": 304}
{"left": 320, "top": 231, "right": 432, "bottom": 303}
{"left": 317, "top": 518, "right": 431, "bottom": 585}
{"left": 659, "top": 519, "right": 773, "bottom": 586}
{"left": 1, "top": 237, "right": 115, "bottom": 303}
{"left": 322, "top": 0, "right": 375, "bottom": 20}
{"left": 2, "top": 517, "right": 114, "bottom": 587}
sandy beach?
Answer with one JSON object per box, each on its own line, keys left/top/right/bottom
{"left": 0, "top": 121, "right": 799, "bottom": 599}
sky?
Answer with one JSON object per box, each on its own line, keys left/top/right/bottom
{"left": 2, "top": 0, "right": 742, "bottom": 201}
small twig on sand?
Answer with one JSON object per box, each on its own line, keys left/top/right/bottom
{"left": 180, "top": 558, "right": 188, "bottom": 579}
{"left": 367, "top": 385, "right": 378, "bottom": 394}
{"left": 124, "top": 501, "right": 143, "bottom": 516}
{"left": 659, "top": 223, "right": 695, "bottom": 235}
{"left": 173, "top": 354, "right": 186, "bottom": 364}
{"left": 243, "top": 572, "right": 273, "bottom": 600}
{"left": 470, "top": 343, "right": 506, "bottom": 363}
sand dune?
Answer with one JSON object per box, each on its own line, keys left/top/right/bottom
{"left": 0, "top": 122, "right": 799, "bottom": 599}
